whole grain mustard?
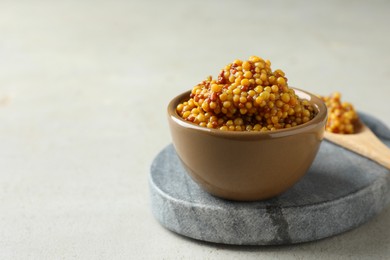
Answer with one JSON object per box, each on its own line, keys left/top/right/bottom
{"left": 177, "top": 56, "right": 316, "bottom": 131}
{"left": 319, "top": 92, "right": 359, "bottom": 134}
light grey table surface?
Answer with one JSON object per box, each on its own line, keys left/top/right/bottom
{"left": 1, "top": 0, "right": 389, "bottom": 259}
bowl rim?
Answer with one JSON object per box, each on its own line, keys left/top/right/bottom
{"left": 168, "top": 87, "right": 327, "bottom": 139}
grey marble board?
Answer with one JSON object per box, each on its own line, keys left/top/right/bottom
{"left": 149, "top": 113, "right": 390, "bottom": 245}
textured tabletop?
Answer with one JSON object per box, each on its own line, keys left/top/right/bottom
{"left": 1, "top": 0, "right": 390, "bottom": 259}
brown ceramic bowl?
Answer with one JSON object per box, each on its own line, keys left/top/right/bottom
{"left": 167, "top": 88, "right": 327, "bottom": 201}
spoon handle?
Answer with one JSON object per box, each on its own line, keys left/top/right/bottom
{"left": 324, "top": 125, "right": 390, "bottom": 170}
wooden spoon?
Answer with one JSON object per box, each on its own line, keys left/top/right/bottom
{"left": 324, "top": 123, "right": 390, "bottom": 170}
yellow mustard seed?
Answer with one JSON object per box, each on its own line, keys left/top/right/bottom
{"left": 241, "top": 78, "right": 250, "bottom": 86}
{"left": 244, "top": 71, "right": 253, "bottom": 79}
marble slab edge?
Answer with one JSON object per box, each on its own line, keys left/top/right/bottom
{"left": 149, "top": 156, "right": 390, "bottom": 245}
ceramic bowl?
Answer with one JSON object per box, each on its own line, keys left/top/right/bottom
{"left": 167, "top": 88, "right": 327, "bottom": 201}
